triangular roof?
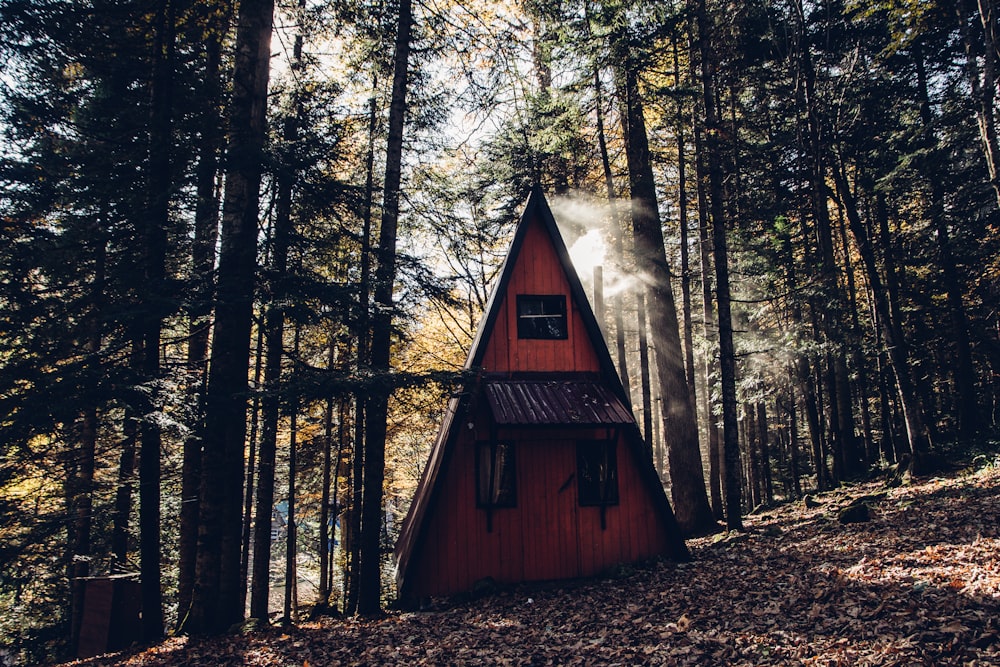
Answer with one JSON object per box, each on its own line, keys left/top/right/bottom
{"left": 394, "top": 188, "right": 689, "bottom": 597}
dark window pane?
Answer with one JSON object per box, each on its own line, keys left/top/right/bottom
{"left": 517, "top": 294, "right": 568, "bottom": 339}
{"left": 577, "top": 439, "right": 619, "bottom": 506}
{"left": 476, "top": 441, "right": 516, "bottom": 508}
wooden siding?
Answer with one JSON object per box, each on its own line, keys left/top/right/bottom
{"left": 484, "top": 217, "right": 600, "bottom": 374}
{"left": 395, "top": 189, "right": 688, "bottom": 603}
{"left": 406, "top": 423, "right": 671, "bottom": 599}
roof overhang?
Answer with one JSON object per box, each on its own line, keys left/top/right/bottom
{"left": 484, "top": 379, "right": 634, "bottom": 427}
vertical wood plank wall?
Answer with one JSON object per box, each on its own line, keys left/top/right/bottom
{"left": 406, "top": 214, "right": 672, "bottom": 599}
{"left": 407, "top": 426, "right": 671, "bottom": 598}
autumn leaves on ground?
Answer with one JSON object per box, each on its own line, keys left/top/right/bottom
{"left": 69, "top": 464, "right": 1000, "bottom": 666}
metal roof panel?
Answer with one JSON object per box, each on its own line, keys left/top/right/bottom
{"left": 484, "top": 380, "right": 634, "bottom": 426}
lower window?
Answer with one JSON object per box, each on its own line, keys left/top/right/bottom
{"left": 577, "top": 439, "right": 619, "bottom": 506}
{"left": 476, "top": 441, "right": 516, "bottom": 508}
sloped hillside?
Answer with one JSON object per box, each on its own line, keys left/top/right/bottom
{"left": 65, "top": 466, "right": 1000, "bottom": 666}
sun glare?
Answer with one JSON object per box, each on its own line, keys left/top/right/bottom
{"left": 568, "top": 228, "right": 607, "bottom": 280}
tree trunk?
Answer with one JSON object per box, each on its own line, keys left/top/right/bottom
{"left": 674, "top": 36, "right": 698, "bottom": 410}
{"left": 691, "top": 0, "right": 742, "bottom": 530}
{"left": 178, "top": 14, "right": 224, "bottom": 625}
{"left": 69, "top": 227, "right": 106, "bottom": 651}
{"left": 112, "top": 373, "right": 138, "bottom": 568}
{"left": 249, "top": 0, "right": 304, "bottom": 623}
{"left": 283, "top": 327, "right": 301, "bottom": 626}
{"left": 68, "top": 410, "right": 98, "bottom": 653}
{"left": 615, "top": 40, "right": 713, "bottom": 534}
{"left": 358, "top": 0, "right": 412, "bottom": 616}
{"left": 689, "top": 67, "right": 724, "bottom": 521}
{"left": 915, "top": 37, "right": 981, "bottom": 438}
{"left": 789, "top": 0, "right": 859, "bottom": 478}
{"left": 636, "top": 291, "right": 655, "bottom": 455}
{"left": 961, "top": 0, "right": 1000, "bottom": 210}
{"left": 756, "top": 402, "right": 773, "bottom": 503}
{"left": 867, "top": 243, "right": 899, "bottom": 464}
{"left": 248, "top": 237, "right": 285, "bottom": 624}
{"left": 776, "top": 211, "right": 828, "bottom": 490}
{"left": 187, "top": 0, "right": 274, "bottom": 634}
{"left": 138, "top": 0, "right": 176, "bottom": 640}
{"left": 835, "top": 202, "right": 875, "bottom": 465}
{"left": 831, "top": 156, "right": 931, "bottom": 469}
{"left": 745, "top": 405, "right": 760, "bottom": 508}
{"left": 239, "top": 322, "right": 264, "bottom": 614}
{"left": 592, "top": 65, "right": 631, "bottom": 400}
{"left": 318, "top": 342, "right": 335, "bottom": 608}
{"left": 787, "top": 384, "right": 802, "bottom": 498}
{"left": 347, "top": 93, "right": 378, "bottom": 616}
{"left": 335, "top": 397, "right": 349, "bottom": 604}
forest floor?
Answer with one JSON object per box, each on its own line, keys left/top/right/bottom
{"left": 66, "top": 462, "right": 1000, "bottom": 666}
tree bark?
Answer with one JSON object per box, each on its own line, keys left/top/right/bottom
{"left": 636, "top": 291, "right": 655, "bottom": 456}
{"left": 831, "top": 157, "right": 931, "bottom": 468}
{"left": 318, "top": 342, "right": 336, "bottom": 608}
{"left": 248, "top": 0, "right": 304, "bottom": 623}
{"left": 691, "top": 0, "right": 742, "bottom": 530}
{"left": 786, "top": 384, "right": 802, "bottom": 498}
{"left": 68, "top": 409, "right": 97, "bottom": 653}
{"left": 358, "top": 0, "right": 412, "bottom": 615}
{"left": 756, "top": 402, "right": 773, "bottom": 503}
{"left": 789, "top": 0, "right": 859, "bottom": 479}
{"left": 745, "top": 405, "right": 760, "bottom": 508}
{"left": 689, "top": 63, "right": 724, "bottom": 521}
{"left": 961, "top": 0, "right": 1000, "bottom": 210}
{"left": 347, "top": 93, "right": 378, "bottom": 616}
{"left": 186, "top": 0, "right": 274, "bottom": 634}
{"left": 592, "top": 65, "right": 631, "bottom": 401}
{"left": 914, "top": 38, "right": 981, "bottom": 438}
{"left": 239, "top": 322, "right": 264, "bottom": 614}
{"left": 113, "top": 371, "right": 138, "bottom": 567}
{"left": 616, "top": 52, "right": 713, "bottom": 534}
{"left": 138, "top": 0, "right": 176, "bottom": 640}
{"left": 283, "top": 327, "right": 301, "bottom": 626}
{"left": 835, "top": 201, "right": 875, "bottom": 464}
{"left": 674, "top": 36, "right": 698, "bottom": 420}
{"left": 178, "top": 12, "right": 224, "bottom": 624}
{"left": 68, "top": 224, "right": 106, "bottom": 651}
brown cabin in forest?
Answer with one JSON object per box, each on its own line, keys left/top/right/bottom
{"left": 394, "top": 187, "right": 689, "bottom": 605}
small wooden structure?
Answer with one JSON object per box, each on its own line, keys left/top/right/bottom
{"left": 394, "top": 187, "right": 689, "bottom": 605}
{"left": 76, "top": 573, "right": 142, "bottom": 658}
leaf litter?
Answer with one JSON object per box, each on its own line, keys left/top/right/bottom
{"left": 64, "top": 467, "right": 1000, "bottom": 666}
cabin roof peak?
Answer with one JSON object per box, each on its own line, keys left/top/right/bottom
{"left": 464, "top": 188, "right": 629, "bottom": 407}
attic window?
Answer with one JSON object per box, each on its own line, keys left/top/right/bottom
{"left": 517, "top": 294, "right": 567, "bottom": 339}
{"left": 476, "top": 441, "right": 516, "bottom": 509}
{"left": 577, "top": 439, "right": 619, "bottom": 507}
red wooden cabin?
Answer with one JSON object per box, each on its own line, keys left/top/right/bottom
{"left": 394, "top": 187, "right": 689, "bottom": 605}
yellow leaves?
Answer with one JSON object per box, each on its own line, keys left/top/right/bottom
{"left": 1, "top": 465, "right": 59, "bottom": 504}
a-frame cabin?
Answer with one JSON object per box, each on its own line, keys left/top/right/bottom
{"left": 394, "top": 187, "right": 689, "bottom": 605}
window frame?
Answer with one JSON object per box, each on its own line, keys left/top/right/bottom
{"left": 516, "top": 294, "right": 568, "bottom": 340}
{"left": 475, "top": 440, "right": 517, "bottom": 510}
{"left": 576, "top": 438, "right": 620, "bottom": 508}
